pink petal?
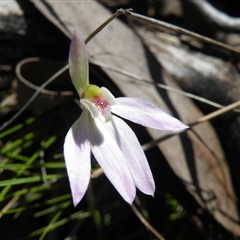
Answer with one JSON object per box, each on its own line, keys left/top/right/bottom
{"left": 89, "top": 117, "right": 136, "bottom": 204}
{"left": 69, "top": 31, "right": 89, "bottom": 96}
{"left": 105, "top": 116, "right": 155, "bottom": 195}
{"left": 64, "top": 110, "right": 91, "bottom": 206}
{"left": 112, "top": 97, "right": 189, "bottom": 131}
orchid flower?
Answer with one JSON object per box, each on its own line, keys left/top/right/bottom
{"left": 64, "top": 32, "right": 189, "bottom": 206}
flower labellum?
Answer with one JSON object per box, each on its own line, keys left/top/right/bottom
{"left": 64, "top": 31, "right": 189, "bottom": 206}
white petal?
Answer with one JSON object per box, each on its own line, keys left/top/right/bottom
{"left": 89, "top": 117, "right": 136, "bottom": 204}
{"left": 80, "top": 99, "right": 112, "bottom": 123}
{"left": 80, "top": 99, "right": 99, "bottom": 118}
{"left": 105, "top": 116, "right": 155, "bottom": 195}
{"left": 112, "top": 97, "right": 189, "bottom": 131}
{"left": 69, "top": 32, "right": 89, "bottom": 96}
{"left": 101, "top": 87, "right": 117, "bottom": 105}
{"left": 64, "top": 110, "right": 91, "bottom": 206}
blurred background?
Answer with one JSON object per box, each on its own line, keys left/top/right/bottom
{"left": 1, "top": 0, "right": 240, "bottom": 239}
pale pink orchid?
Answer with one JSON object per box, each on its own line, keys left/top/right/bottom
{"left": 64, "top": 32, "right": 188, "bottom": 206}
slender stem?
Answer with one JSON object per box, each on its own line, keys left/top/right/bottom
{"left": 89, "top": 58, "right": 240, "bottom": 112}
{"left": 85, "top": 8, "right": 129, "bottom": 44}
{"left": 0, "top": 9, "right": 127, "bottom": 131}
{"left": 122, "top": 10, "right": 240, "bottom": 55}
{"left": 191, "top": 100, "right": 240, "bottom": 126}
{"left": 131, "top": 204, "right": 165, "bottom": 240}
{"left": 0, "top": 65, "right": 69, "bottom": 131}
{"left": 143, "top": 99, "right": 240, "bottom": 151}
